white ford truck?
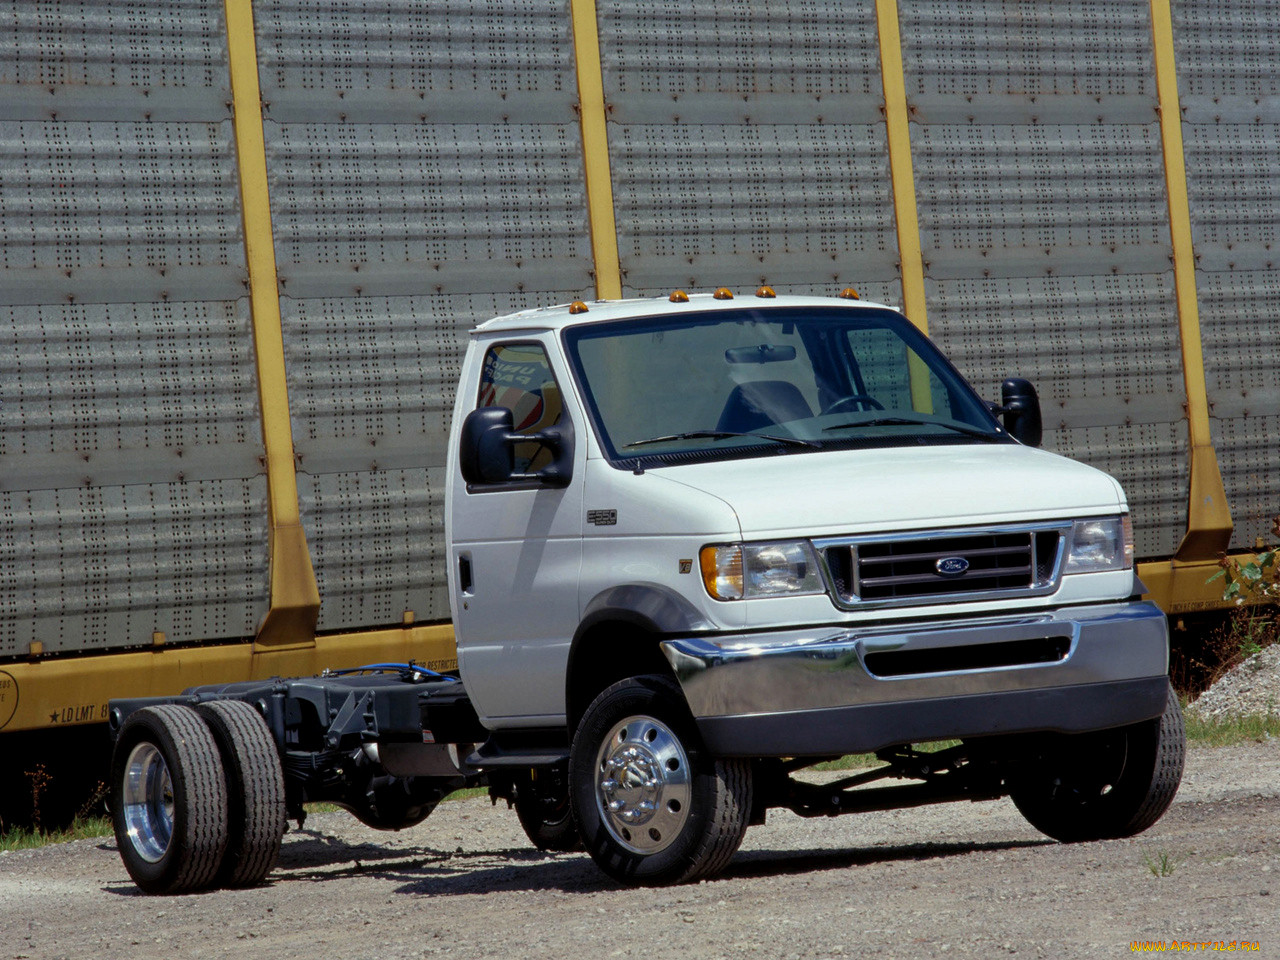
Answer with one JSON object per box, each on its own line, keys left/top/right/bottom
{"left": 108, "top": 291, "right": 1182, "bottom": 893}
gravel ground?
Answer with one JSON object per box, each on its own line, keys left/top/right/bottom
{"left": 1187, "top": 644, "right": 1280, "bottom": 721}
{"left": 2, "top": 739, "right": 1276, "bottom": 960}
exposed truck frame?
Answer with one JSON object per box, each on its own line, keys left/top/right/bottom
{"left": 108, "top": 660, "right": 1184, "bottom": 893}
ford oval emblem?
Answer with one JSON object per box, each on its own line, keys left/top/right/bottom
{"left": 935, "top": 556, "right": 970, "bottom": 577}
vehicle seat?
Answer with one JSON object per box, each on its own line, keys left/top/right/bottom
{"left": 715, "top": 380, "right": 813, "bottom": 433}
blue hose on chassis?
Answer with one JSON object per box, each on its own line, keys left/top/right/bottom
{"left": 325, "top": 662, "right": 460, "bottom": 681}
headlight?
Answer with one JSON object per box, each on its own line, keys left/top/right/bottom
{"left": 700, "top": 541, "right": 825, "bottom": 600}
{"left": 1064, "top": 516, "right": 1133, "bottom": 574}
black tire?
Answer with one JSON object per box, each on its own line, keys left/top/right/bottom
{"left": 195, "top": 700, "right": 286, "bottom": 888}
{"left": 514, "top": 767, "right": 582, "bottom": 853}
{"left": 111, "top": 704, "right": 229, "bottom": 895}
{"left": 1011, "top": 682, "right": 1185, "bottom": 843}
{"left": 569, "top": 676, "right": 751, "bottom": 885}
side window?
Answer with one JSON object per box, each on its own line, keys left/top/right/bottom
{"left": 476, "top": 343, "right": 563, "bottom": 473}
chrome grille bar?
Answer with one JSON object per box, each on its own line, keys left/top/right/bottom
{"left": 814, "top": 523, "right": 1069, "bottom": 610}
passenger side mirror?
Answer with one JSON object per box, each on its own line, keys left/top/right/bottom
{"left": 459, "top": 407, "right": 574, "bottom": 487}
{"left": 996, "top": 378, "right": 1043, "bottom": 447}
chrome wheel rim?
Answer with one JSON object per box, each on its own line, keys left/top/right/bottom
{"left": 121, "top": 742, "right": 174, "bottom": 863}
{"left": 594, "top": 714, "right": 691, "bottom": 855}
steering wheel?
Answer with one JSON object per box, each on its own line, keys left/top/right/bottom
{"left": 822, "top": 394, "right": 885, "bottom": 415}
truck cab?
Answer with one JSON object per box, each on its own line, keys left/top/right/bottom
{"left": 446, "top": 291, "right": 1180, "bottom": 883}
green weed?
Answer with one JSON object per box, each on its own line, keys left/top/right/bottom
{"left": 1184, "top": 710, "right": 1280, "bottom": 747}
{"left": 0, "top": 764, "right": 107, "bottom": 852}
{"left": 0, "top": 816, "right": 113, "bottom": 853}
{"left": 1142, "top": 847, "right": 1179, "bottom": 878}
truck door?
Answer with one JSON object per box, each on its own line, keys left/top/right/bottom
{"left": 448, "top": 340, "right": 584, "bottom": 726}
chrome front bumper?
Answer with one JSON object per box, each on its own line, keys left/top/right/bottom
{"left": 659, "top": 600, "right": 1170, "bottom": 757}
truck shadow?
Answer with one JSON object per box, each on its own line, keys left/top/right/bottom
{"left": 273, "top": 838, "right": 610, "bottom": 894}
{"left": 270, "top": 835, "right": 1051, "bottom": 897}
{"left": 98, "top": 830, "right": 1051, "bottom": 898}
{"left": 725, "top": 837, "right": 1052, "bottom": 880}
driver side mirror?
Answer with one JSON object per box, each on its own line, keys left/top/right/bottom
{"left": 459, "top": 407, "right": 574, "bottom": 487}
{"left": 995, "top": 378, "right": 1043, "bottom": 447}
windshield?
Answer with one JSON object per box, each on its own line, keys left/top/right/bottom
{"left": 563, "top": 305, "right": 1006, "bottom": 465}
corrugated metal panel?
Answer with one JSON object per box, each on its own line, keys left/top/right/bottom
{"left": 268, "top": 122, "right": 588, "bottom": 297}
{"left": 1174, "top": 0, "right": 1280, "bottom": 549}
{"left": 0, "top": 480, "right": 268, "bottom": 658}
{"left": 0, "top": 1, "right": 269, "bottom": 658}
{"left": 0, "top": 301, "right": 261, "bottom": 480}
{"left": 296, "top": 469, "right": 447, "bottom": 630}
{"left": 255, "top": 1, "right": 593, "bottom": 631}
{"left": 901, "top": 1, "right": 1187, "bottom": 558}
{"left": 284, "top": 292, "right": 584, "bottom": 628}
{"left": 597, "top": 0, "right": 899, "bottom": 303}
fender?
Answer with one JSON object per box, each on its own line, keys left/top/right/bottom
{"left": 575, "top": 583, "right": 715, "bottom": 641}
{"left": 565, "top": 584, "right": 715, "bottom": 724}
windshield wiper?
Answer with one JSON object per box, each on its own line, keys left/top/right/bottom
{"left": 623, "top": 430, "right": 817, "bottom": 450}
{"left": 822, "top": 417, "right": 1000, "bottom": 442}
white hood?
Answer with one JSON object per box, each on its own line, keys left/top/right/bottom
{"left": 656, "top": 444, "right": 1127, "bottom": 540}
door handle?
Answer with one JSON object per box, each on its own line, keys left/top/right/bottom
{"left": 457, "top": 555, "right": 474, "bottom": 596}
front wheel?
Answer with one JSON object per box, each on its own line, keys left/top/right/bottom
{"left": 569, "top": 676, "right": 751, "bottom": 885}
{"left": 1010, "top": 682, "right": 1185, "bottom": 843}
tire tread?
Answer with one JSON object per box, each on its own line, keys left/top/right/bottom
{"left": 679, "top": 755, "right": 752, "bottom": 883}
{"left": 1114, "top": 685, "right": 1185, "bottom": 837}
{"left": 196, "top": 700, "right": 286, "bottom": 888}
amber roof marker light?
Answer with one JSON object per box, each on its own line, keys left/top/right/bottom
{"left": 839, "top": 287, "right": 860, "bottom": 300}
{"left": 755, "top": 286, "right": 776, "bottom": 298}
{"left": 569, "top": 300, "right": 590, "bottom": 314}
{"left": 713, "top": 287, "right": 734, "bottom": 300}
{"left": 669, "top": 290, "right": 690, "bottom": 303}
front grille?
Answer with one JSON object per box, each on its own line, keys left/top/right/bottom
{"left": 819, "top": 525, "right": 1066, "bottom": 608}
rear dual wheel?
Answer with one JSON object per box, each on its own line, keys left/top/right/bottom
{"left": 112, "top": 701, "right": 285, "bottom": 894}
{"left": 112, "top": 705, "right": 227, "bottom": 894}
{"left": 195, "top": 700, "right": 286, "bottom": 887}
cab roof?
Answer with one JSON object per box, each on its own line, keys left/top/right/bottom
{"left": 471, "top": 291, "right": 900, "bottom": 336}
